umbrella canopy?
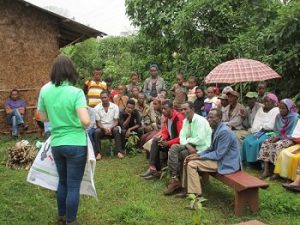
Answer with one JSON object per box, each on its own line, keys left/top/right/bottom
{"left": 205, "top": 58, "right": 281, "bottom": 84}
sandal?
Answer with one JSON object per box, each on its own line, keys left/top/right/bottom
{"left": 282, "top": 183, "right": 300, "bottom": 192}
{"left": 270, "top": 174, "right": 279, "bottom": 180}
{"left": 57, "top": 216, "right": 66, "bottom": 225}
{"left": 96, "top": 153, "right": 102, "bottom": 161}
{"left": 117, "top": 152, "right": 125, "bottom": 159}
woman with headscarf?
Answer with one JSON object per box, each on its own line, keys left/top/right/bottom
{"left": 273, "top": 118, "right": 300, "bottom": 180}
{"left": 258, "top": 99, "right": 299, "bottom": 179}
{"left": 242, "top": 93, "right": 280, "bottom": 163}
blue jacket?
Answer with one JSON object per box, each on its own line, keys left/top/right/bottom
{"left": 199, "top": 123, "right": 241, "bottom": 174}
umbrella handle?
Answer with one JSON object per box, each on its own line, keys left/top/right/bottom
{"left": 214, "top": 83, "right": 220, "bottom": 96}
{"left": 240, "top": 84, "right": 243, "bottom": 104}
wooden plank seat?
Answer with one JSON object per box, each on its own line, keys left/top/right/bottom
{"left": 202, "top": 171, "right": 269, "bottom": 216}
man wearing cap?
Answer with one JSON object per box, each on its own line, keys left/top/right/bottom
{"left": 222, "top": 86, "right": 233, "bottom": 95}
{"left": 217, "top": 86, "right": 233, "bottom": 113}
{"left": 241, "top": 92, "right": 263, "bottom": 130}
{"left": 218, "top": 94, "right": 229, "bottom": 113}
{"left": 222, "top": 90, "right": 246, "bottom": 131}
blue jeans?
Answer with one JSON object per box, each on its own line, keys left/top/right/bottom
{"left": 6, "top": 109, "right": 24, "bottom": 136}
{"left": 52, "top": 146, "right": 87, "bottom": 223}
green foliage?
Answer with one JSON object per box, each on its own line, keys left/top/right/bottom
{"left": 62, "top": 0, "right": 299, "bottom": 101}
{"left": 159, "top": 166, "right": 171, "bottom": 185}
{"left": 186, "top": 194, "right": 207, "bottom": 225}
{"left": 258, "top": 0, "right": 300, "bottom": 97}
{"left": 63, "top": 38, "right": 102, "bottom": 85}
{"left": 125, "top": 131, "right": 140, "bottom": 156}
{"left": 125, "top": 0, "right": 299, "bottom": 95}
{"left": 291, "top": 92, "right": 300, "bottom": 109}
{"left": 125, "top": 0, "right": 184, "bottom": 53}
{"left": 63, "top": 35, "right": 166, "bottom": 87}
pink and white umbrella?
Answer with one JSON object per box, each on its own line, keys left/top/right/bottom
{"left": 205, "top": 58, "right": 281, "bottom": 84}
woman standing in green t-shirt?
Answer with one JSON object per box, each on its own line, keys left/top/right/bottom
{"left": 38, "top": 55, "right": 90, "bottom": 225}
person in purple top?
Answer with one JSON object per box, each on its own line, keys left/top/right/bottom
{"left": 4, "top": 89, "right": 28, "bottom": 137}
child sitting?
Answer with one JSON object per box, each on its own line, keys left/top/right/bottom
{"left": 171, "top": 72, "right": 187, "bottom": 111}
{"left": 113, "top": 85, "right": 128, "bottom": 110}
{"left": 187, "top": 76, "right": 198, "bottom": 102}
{"left": 126, "top": 72, "right": 141, "bottom": 97}
{"left": 130, "top": 86, "right": 140, "bottom": 105}
{"left": 194, "top": 87, "right": 205, "bottom": 116}
{"left": 203, "top": 86, "right": 219, "bottom": 116}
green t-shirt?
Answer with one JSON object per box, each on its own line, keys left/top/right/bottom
{"left": 38, "top": 82, "right": 87, "bottom": 147}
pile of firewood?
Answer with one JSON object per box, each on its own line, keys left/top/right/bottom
{"left": 6, "top": 141, "right": 37, "bottom": 170}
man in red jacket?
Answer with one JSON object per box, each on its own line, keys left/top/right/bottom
{"left": 140, "top": 100, "right": 184, "bottom": 180}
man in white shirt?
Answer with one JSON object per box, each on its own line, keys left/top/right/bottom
{"left": 94, "top": 91, "right": 123, "bottom": 160}
{"left": 87, "top": 106, "right": 96, "bottom": 146}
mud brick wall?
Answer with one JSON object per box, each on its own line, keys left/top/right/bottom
{"left": 0, "top": 0, "right": 60, "bottom": 133}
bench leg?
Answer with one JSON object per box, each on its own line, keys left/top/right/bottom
{"left": 234, "top": 188, "right": 259, "bottom": 216}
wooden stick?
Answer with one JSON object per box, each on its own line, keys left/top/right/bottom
{"left": 0, "top": 106, "right": 37, "bottom": 112}
{"left": 0, "top": 88, "right": 40, "bottom": 92}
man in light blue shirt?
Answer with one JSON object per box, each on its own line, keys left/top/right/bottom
{"left": 164, "top": 102, "right": 212, "bottom": 195}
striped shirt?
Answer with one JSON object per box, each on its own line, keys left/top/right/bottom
{"left": 85, "top": 80, "right": 107, "bottom": 107}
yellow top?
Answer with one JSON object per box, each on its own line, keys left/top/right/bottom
{"left": 85, "top": 80, "right": 107, "bottom": 107}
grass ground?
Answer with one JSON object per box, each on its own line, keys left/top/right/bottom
{"left": 0, "top": 134, "right": 300, "bottom": 225}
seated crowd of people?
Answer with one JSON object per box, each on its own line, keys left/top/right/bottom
{"left": 4, "top": 64, "right": 300, "bottom": 199}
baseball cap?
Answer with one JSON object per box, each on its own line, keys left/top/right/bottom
{"left": 222, "top": 86, "right": 234, "bottom": 94}
{"left": 226, "top": 90, "right": 240, "bottom": 97}
{"left": 218, "top": 94, "right": 228, "bottom": 100}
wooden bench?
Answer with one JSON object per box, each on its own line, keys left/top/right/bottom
{"left": 202, "top": 171, "right": 269, "bottom": 216}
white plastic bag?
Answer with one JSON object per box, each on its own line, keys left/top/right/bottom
{"left": 27, "top": 135, "right": 97, "bottom": 198}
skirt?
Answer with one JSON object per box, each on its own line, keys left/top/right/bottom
{"left": 258, "top": 138, "right": 294, "bottom": 164}
{"left": 242, "top": 133, "right": 270, "bottom": 163}
{"left": 274, "top": 144, "right": 300, "bottom": 180}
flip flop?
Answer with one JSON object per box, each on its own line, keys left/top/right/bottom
{"left": 282, "top": 183, "right": 300, "bottom": 192}
{"left": 96, "top": 153, "right": 102, "bottom": 161}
